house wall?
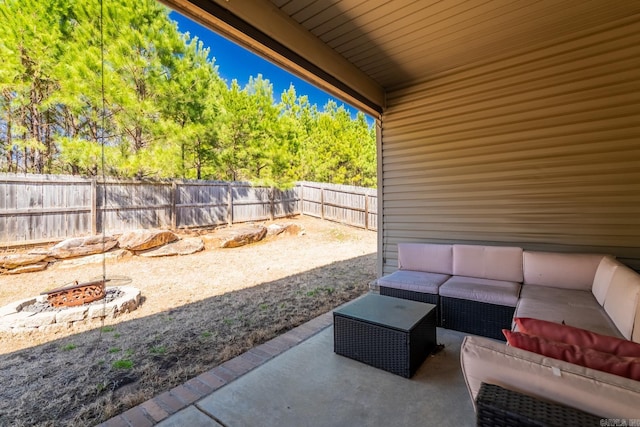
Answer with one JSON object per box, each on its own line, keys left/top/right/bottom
{"left": 380, "top": 15, "right": 640, "bottom": 274}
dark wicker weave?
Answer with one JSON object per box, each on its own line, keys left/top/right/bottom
{"left": 440, "top": 296, "right": 514, "bottom": 341}
{"left": 333, "top": 305, "right": 436, "bottom": 378}
{"left": 476, "top": 383, "right": 602, "bottom": 427}
{"left": 378, "top": 287, "right": 441, "bottom": 326}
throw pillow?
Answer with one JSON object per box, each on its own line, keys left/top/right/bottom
{"left": 514, "top": 317, "right": 640, "bottom": 357}
{"left": 503, "top": 330, "right": 640, "bottom": 381}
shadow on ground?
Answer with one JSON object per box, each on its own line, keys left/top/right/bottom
{"left": 0, "top": 253, "right": 376, "bottom": 427}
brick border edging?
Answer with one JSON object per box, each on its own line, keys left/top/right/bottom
{"left": 98, "top": 311, "right": 334, "bottom": 427}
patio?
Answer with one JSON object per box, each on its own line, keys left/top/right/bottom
{"left": 100, "top": 295, "right": 475, "bottom": 427}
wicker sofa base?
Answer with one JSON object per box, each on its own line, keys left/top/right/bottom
{"left": 440, "top": 296, "right": 515, "bottom": 341}
{"left": 476, "top": 383, "right": 602, "bottom": 427}
{"left": 378, "top": 287, "right": 440, "bottom": 326}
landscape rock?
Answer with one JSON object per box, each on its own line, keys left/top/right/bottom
{"left": 55, "top": 307, "right": 88, "bottom": 324}
{"left": 118, "top": 229, "right": 178, "bottom": 252}
{"left": 49, "top": 235, "right": 118, "bottom": 259}
{"left": 139, "top": 238, "right": 204, "bottom": 257}
{"left": 55, "top": 249, "right": 131, "bottom": 269}
{"left": 266, "top": 223, "right": 302, "bottom": 237}
{"left": 0, "top": 253, "right": 48, "bottom": 269}
{"left": 21, "top": 311, "right": 57, "bottom": 328}
{"left": 3, "top": 262, "right": 49, "bottom": 275}
{"left": 215, "top": 225, "right": 267, "bottom": 248}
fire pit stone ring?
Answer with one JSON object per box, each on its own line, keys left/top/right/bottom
{"left": 0, "top": 286, "right": 141, "bottom": 332}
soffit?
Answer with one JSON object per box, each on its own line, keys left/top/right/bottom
{"left": 276, "top": 0, "right": 640, "bottom": 91}
{"left": 168, "top": 1, "right": 640, "bottom": 113}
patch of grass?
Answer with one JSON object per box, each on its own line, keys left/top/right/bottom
{"left": 112, "top": 359, "right": 133, "bottom": 370}
{"left": 306, "top": 286, "right": 335, "bottom": 297}
{"left": 108, "top": 348, "right": 121, "bottom": 354}
{"left": 61, "top": 344, "right": 77, "bottom": 351}
{"left": 259, "top": 303, "right": 269, "bottom": 310}
{"left": 124, "top": 349, "right": 134, "bottom": 357}
{"left": 101, "top": 326, "right": 115, "bottom": 333}
{"left": 150, "top": 346, "right": 166, "bottom": 355}
{"left": 113, "top": 333, "right": 121, "bottom": 339}
{"left": 223, "top": 318, "right": 233, "bottom": 325}
{"left": 200, "top": 331, "right": 212, "bottom": 339}
{"left": 328, "top": 228, "right": 349, "bottom": 241}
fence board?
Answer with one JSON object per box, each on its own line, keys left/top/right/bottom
{"left": 0, "top": 174, "right": 376, "bottom": 244}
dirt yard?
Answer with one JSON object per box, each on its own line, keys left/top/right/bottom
{"left": 0, "top": 216, "right": 377, "bottom": 426}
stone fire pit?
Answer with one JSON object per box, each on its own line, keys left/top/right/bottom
{"left": 0, "top": 285, "right": 141, "bottom": 332}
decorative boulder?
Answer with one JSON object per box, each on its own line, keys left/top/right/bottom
{"left": 49, "top": 235, "right": 118, "bottom": 259}
{"left": 0, "top": 253, "right": 48, "bottom": 269}
{"left": 139, "top": 238, "right": 204, "bottom": 257}
{"left": 214, "top": 225, "right": 267, "bottom": 248}
{"left": 3, "top": 262, "right": 49, "bottom": 275}
{"left": 56, "top": 249, "right": 131, "bottom": 269}
{"left": 117, "top": 229, "right": 178, "bottom": 252}
{"left": 266, "top": 223, "right": 303, "bottom": 238}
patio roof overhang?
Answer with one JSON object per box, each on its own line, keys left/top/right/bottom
{"left": 162, "top": 0, "right": 640, "bottom": 118}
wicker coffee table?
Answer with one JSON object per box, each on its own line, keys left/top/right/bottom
{"left": 333, "top": 293, "right": 437, "bottom": 378}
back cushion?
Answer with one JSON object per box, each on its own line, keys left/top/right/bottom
{"left": 592, "top": 256, "right": 623, "bottom": 305}
{"left": 634, "top": 302, "right": 640, "bottom": 344}
{"left": 604, "top": 265, "right": 640, "bottom": 340}
{"left": 397, "top": 243, "right": 453, "bottom": 274}
{"left": 523, "top": 251, "right": 604, "bottom": 290}
{"left": 452, "top": 245, "right": 523, "bottom": 282}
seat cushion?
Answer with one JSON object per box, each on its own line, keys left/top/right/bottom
{"left": 523, "top": 251, "right": 605, "bottom": 290}
{"left": 440, "top": 276, "right": 521, "bottom": 307}
{"left": 377, "top": 270, "right": 450, "bottom": 294}
{"left": 515, "top": 286, "right": 623, "bottom": 338}
{"left": 452, "top": 245, "right": 523, "bottom": 282}
{"left": 397, "top": 243, "right": 453, "bottom": 274}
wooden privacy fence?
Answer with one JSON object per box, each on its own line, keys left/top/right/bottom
{"left": 298, "top": 181, "right": 378, "bottom": 231}
{"left": 0, "top": 174, "right": 377, "bottom": 245}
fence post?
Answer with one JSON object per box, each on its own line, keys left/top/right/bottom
{"left": 269, "top": 187, "right": 275, "bottom": 221}
{"left": 171, "top": 181, "right": 177, "bottom": 230}
{"left": 320, "top": 185, "right": 325, "bottom": 220}
{"left": 91, "top": 178, "right": 97, "bottom": 235}
{"left": 299, "top": 183, "right": 304, "bottom": 216}
{"left": 227, "top": 183, "right": 233, "bottom": 226}
{"left": 364, "top": 193, "right": 369, "bottom": 231}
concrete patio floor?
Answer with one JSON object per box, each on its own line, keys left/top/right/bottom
{"left": 100, "top": 297, "right": 476, "bottom": 427}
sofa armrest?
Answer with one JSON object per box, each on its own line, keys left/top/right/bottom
{"left": 461, "top": 335, "right": 640, "bottom": 418}
{"left": 476, "top": 382, "right": 602, "bottom": 426}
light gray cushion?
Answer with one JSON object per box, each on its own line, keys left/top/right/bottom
{"left": 440, "top": 276, "right": 521, "bottom": 307}
{"left": 515, "top": 285, "right": 623, "bottom": 338}
{"left": 377, "top": 270, "right": 450, "bottom": 294}
{"left": 452, "top": 245, "right": 523, "bottom": 282}
{"left": 523, "top": 251, "right": 605, "bottom": 290}
{"left": 397, "top": 243, "right": 453, "bottom": 274}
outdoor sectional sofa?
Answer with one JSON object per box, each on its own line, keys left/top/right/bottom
{"left": 377, "top": 243, "right": 640, "bottom": 419}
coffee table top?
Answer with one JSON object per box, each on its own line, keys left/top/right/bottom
{"left": 334, "top": 293, "right": 436, "bottom": 332}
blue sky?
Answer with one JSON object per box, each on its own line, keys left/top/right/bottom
{"left": 169, "top": 11, "right": 369, "bottom": 122}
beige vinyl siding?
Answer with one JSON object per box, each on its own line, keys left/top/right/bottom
{"left": 380, "top": 15, "right": 640, "bottom": 275}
